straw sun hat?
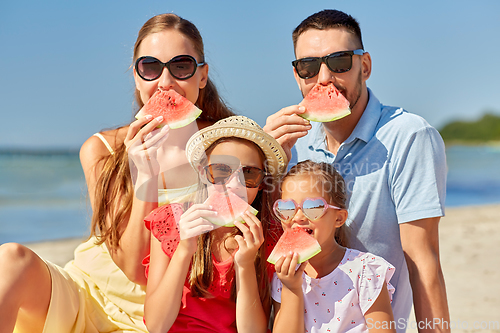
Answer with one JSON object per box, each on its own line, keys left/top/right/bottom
{"left": 185, "top": 116, "right": 288, "bottom": 177}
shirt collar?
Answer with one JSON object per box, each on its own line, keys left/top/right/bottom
{"left": 307, "top": 121, "right": 327, "bottom": 152}
{"left": 344, "top": 88, "right": 382, "bottom": 144}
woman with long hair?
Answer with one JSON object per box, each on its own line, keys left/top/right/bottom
{"left": 0, "top": 13, "right": 234, "bottom": 333}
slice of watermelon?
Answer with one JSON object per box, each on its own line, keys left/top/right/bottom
{"left": 267, "top": 228, "right": 321, "bottom": 264}
{"left": 204, "top": 190, "right": 258, "bottom": 227}
{"left": 135, "top": 89, "right": 202, "bottom": 129}
{"left": 299, "top": 84, "right": 351, "bottom": 122}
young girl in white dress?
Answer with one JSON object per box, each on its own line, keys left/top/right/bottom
{"left": 271, "top": 160, "right": 397, "bottom": 333}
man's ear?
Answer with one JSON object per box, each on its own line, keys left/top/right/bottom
{"left": 360, "top": 52, "right": 372, "bottom": 82}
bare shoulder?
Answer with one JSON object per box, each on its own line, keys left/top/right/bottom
{"left": 98, "top": 127, "right": 129, "bottom": 150}
{"left": 80, "top": 127, "right": 129, "bottom": 171}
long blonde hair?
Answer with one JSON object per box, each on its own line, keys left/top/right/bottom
{"left": 90, "top": 13, "right": 235, "bottom": 248}
{"left": 189, "top": 137, "right": 277, "bottom": 314}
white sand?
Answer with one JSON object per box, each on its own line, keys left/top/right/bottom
{"left": 23, "top": 204, "right": 500, "bottom": 332}
{"left": 24, "top": 237, "right": 85, "bottom": 267}
{"left": 406, "top": 204, "right": 500, "bottom": 333}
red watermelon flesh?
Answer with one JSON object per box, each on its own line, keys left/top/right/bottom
{"left": 135, "top": 89, "right": 202, "bottom": 129}
{"left": 299, "top": 84, "right": 351, "bottom": 122}
{"left": 267, "top": 227, "right": 321, "bottom": 264}
{"left": 204, "top": 190, "right": 258, "bottom": 227}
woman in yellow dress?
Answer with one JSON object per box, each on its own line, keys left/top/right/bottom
{"left": 0, "top": 13, "right": 234, "bottom": 333}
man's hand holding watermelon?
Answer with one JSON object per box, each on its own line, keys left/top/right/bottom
{"left": 264, "top": 83, "right": 350, "bottom": 162}
{"left": 263, "top": 105, "right": 311, "bottom": 162}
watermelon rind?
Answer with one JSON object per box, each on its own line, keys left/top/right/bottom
{"left": 135, "top": 106, "right": 202, "bottom": 130}
{"left": 299, "top": 107, "right": 351, "bottom": 123}
{"left": 267, "top": 228, "right": 322, "bottom": 264}
{"left": 298, "top": 83, "right": 351, "bottom": 123}
{"left": 205, "top": 205, "right": 258, "bottom": 227}
{"left": 135, "top": 90, "right": 202, "bottom": 129}
{"left": 165, "top": 106, "right": 202, "bottom": 129}
{"left": 204, "top": 191, "right": 259, "bottom": 227}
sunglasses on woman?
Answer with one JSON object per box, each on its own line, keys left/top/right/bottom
{"left": 135, "top": 55, "right": 205, "bottom": 81}
{"left": 204, "top": 163, "right": 267, "bottom": 188}
{"left": 273, "top": 197, "right": 341, "bottom": 222}
{"left": 292, "top": 49, "right": 365, "bottom": 79}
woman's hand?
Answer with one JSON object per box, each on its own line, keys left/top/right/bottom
{"left": 233, "top": 211, "right": 265, "bottom": 268}
{"left": 177, "top": 204, "right": 216, "bottom": 256}
{"left": 275, "top": 252, "right": 307, "bottom": 293}
{"left": 124, "top": 114, "right": 169, "bottom": 179}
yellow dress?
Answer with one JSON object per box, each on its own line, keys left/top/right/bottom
{"left": 15, "top": 134, "right": 201, "bottom": 332}
{"left": 31, "top": 185, "right": 198, "bottom": 333}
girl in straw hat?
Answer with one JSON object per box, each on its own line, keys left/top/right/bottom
{"left": 143, "top": 116, "right": 287, "bottom": 333}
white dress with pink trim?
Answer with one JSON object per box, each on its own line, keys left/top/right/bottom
{"left": 272, "top": 248, "right": 395, "bottom": 333}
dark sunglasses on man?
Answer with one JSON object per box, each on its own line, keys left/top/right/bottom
{"left": 203, "top": 163, "right": 267, "bottom": 189}
{"left": 292, "top": 49, "right": 365, "bottom": 79}
{"left": 135, "top": 54, "right": 205, "bottom": 81}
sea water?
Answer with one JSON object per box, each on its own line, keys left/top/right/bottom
{"left": 1, "top": 146, "right": 499, "bottom": 244}
{"left": 445, "top": 145, "right": 500, "bottom": 207}
{"left": 0, "top": 151, "right": 89, "bottom": 244}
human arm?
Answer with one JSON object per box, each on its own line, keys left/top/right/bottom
{"left": 233, "top": 212, "right": 267, "bottom": 333}
{"left": 400, "top": 218, "right": 450, "bottom": 333}
{"left": 79, "top": 115, "right": 166, "bottom": 285}
{"left": 144, "top": 204, "right": 215, "bottom": 332}
{"left": 365, "top": 283, "right": 397, "bottom": 333}
{"left": 388, "top": 124, "right": 449, "bottom": 331}
{"left": 263, "top": 106, "right": 311, "bottom": 162}
{"left": 272, "top": 253, "right": 307, "bottom": 333}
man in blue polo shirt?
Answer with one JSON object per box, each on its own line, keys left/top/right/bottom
{"left": 264, "top": 9, "right": 450, "bottom": 333}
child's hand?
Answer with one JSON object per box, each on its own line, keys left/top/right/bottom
{"left": 177, "top": 204, "right": 216, "bottom": 256}
{"left": 233, "top": 211, "right": 264, "bottom": 268}
{"left": 275, "top": 252, "right": 307, "bottom": 293}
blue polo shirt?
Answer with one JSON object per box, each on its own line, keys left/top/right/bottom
{"left": 290, "top": 88, "right": 447, "bottom": 331}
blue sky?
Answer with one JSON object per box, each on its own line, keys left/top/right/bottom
{"left": 1, "top": 0, "right": 499, "bottom": 149}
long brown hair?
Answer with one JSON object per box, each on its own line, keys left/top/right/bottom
{"left": 280, "top": 160, "right": 350, "bottom": 247}
{"left": 132, "top": 13, "right": 233, "bottom": 122}
{"left": 90, "top": 13, "right": 234, "bottom": 248}
{"left": 189, "top": 137, "right": 276, "bottom": 314}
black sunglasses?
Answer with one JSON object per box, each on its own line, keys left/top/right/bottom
{"left": 204, "top": 163, "right": 267, "bottom": 188}
{"left": 135, "top": 55, "right": 205, "bottom": 81}
{"left": 292, "top": 49, "right": 365, "bottom": 79}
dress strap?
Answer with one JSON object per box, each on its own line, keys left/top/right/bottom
{"left": 93, "top": 133, "right": 115, "bottom": 155}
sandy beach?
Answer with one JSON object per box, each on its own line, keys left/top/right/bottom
{"left": 24, "top": 204, "right": 500, "bottom": 332}
{"left": 406, "top": 204, "right": 500, "bottom": 333}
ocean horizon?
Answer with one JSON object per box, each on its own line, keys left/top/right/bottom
{"left": 1, "top": 145, "right": 499, "bottom": 244}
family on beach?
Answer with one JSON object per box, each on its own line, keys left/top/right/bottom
{"left": 0, "top": 10, "right": 450, "bottom": 333}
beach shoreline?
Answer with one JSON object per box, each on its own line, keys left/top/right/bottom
{"left": 23, "top": 204, "right": 500, "bottom": 332}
